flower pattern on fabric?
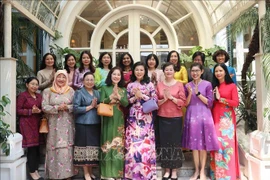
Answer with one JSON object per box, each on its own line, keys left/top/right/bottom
{"left": 210, "top": 82, "right": 240, "bottom": 180}
{"left": 125, "top": 81, "right": 157, "bottom": 180}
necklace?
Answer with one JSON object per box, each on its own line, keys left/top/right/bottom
{"left": 164, "top": 80, "right": 176, "bottom": 87}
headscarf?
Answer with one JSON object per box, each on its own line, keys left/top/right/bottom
{"left": 50, "top": 70, "right": 70, "bottom": 94}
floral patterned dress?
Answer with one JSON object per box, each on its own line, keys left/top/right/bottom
{"left": 210, "top": 82, "right": 240, "bottom": 180}
{"left": 125, "top": 81, "right": 157, "bottom": 180}
{"left": 42, "top": 88, "right": 75, "bottom": 179}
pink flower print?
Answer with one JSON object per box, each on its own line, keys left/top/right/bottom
{"left": 215, "top": 152, "right": 223, "bottom": 162}
{"left": 220, "top": 117, "right": 231, "bottom": 130}
{"left": 50, "top": 156, "right": 54, "bottom": 163}
{"left": 215, "top": 166, "right": 226, "bottom": 179}
{"left": 58, "top": 162, "right": 64, "bottom": 167}
{"left": 66, "top": 169, "right": 71, "bottom": 172}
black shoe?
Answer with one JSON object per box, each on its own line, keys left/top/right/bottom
{"left": 162, "top": 174, "right": 171, "bottom": 180}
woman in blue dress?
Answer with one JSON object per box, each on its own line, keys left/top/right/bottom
{"left": 95, "top": 52, "right": 112, "bottom": 89}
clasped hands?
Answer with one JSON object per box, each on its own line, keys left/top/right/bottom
{"left": 132, "top": 87, "right": 143, "bottom": 100}
{"left": 163, "top": 88, "right": 174, "bottom": 101}
{"left": 186, "top": 84, "right": 199, "bottom": 95}
{"left": 109, "top": 84, "right": 121, "bottom": 103}
{"left": 58, "top": 103, "right": 68, "bottom": 111}
{"left": 32, "top": 105, "right": 41, "bottom": 114}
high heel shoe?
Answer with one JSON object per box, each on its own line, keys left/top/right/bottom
{"left": 162, "top": 174, "right": 171, "bottom": 180}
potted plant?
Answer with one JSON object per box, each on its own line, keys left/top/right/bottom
{"left": 0, "top": 95, "right": 12, "bottom": 156}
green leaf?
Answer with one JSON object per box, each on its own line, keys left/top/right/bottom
{"left": 2, "top": 96, "right": 11, "bottom": 105}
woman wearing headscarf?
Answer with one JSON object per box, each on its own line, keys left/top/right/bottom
{"left": 42, "top": 70, "right": 75, "bottom": 180}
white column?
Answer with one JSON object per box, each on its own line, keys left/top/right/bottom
{"left": 255, "top": 0, "right": 269, "bottom": 132}
{"left": 0, "top": 2, "right": 17, "bottom": 132}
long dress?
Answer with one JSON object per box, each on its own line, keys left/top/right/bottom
{"left": 182, "top": 80, "right": 219, "bottom": 151}
{"left": 125, "top": 81, "right": 157, "bottom": 180}
{"left": 100, "top": 85, "right": 128, "bottom": 178}
{"left": 210, "top": 82, "right": 240, "bottom": 180}
{"left": 42, "top": 88, "right": 75, "bottom": 179}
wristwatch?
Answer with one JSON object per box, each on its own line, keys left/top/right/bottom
{"left": 196, "top": 92, "right": 201, "bottom": 96}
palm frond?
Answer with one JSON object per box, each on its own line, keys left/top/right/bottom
{"left": 262, "top": 53, "right": 270, "bottom": 88}
{"left": 262, "top": 9, "right": 270, "bottom": 53}
{"left": 229, "top": 7, "right": 258, "bottom": 40}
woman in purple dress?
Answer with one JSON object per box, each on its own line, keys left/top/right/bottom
{"left": 17, "top": 77, "right": 43, "bottom": 180}
{"left": 182, "top": 63, "right": 219, "bottom": 180}
{"left": 125, "top": 62, "right": 157, "bottom": 180}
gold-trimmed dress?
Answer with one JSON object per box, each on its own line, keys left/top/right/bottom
{"left": 100, "top": 85, "right": 128, "bottom": 178}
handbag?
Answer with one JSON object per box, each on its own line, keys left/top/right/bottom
{"left": 39, "top": 117, "right": 49, "bottom": 133}
{"left": 97, "top": 103, "right": 113, "bottom": 117}
{"left": 142, "top": 99, "right": 158, "bottom": 113}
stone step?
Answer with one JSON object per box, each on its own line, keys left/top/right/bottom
{"left": 32, "top": 152, "right": 211, "bottom": 180}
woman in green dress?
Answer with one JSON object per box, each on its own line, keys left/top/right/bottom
{"left": 100, "top": 67, "right": 129, "bottom": 179}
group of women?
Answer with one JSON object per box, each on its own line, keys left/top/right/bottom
{"left": 17, "top": 49, "right": 240, "bottom": 180}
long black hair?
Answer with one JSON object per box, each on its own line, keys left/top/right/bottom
{"left": 145, "top": 53, "right": 159, "bottom": 68}
{"left": 105, "top": 67, "right": 125, "bottom": 88}
{"left": 40, "top": 53, "right": 58, "bottom": 70}
{"left": 97, "top": 52, "right": 113, "bottom": 69}
{"left": 78, "top": 51, "right": 96, "bottom": 73}
{"left": 118, "top": 53, "right": 134, "bottom": 70}
{"left": 64, "top": 54, "right": 77, "bottom": 73}
{"left": 130, "top": 62, "right": 150, "bottom": 84}
{"left": 166, "top": 50, "right": 181, "bottom": 71}
{"left": 212, "top": 63, "right": 234, "bottom": 89}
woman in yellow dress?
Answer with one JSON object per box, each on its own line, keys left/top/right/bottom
{"left": 167, "top": 50, "right": 188, "bottom": 84}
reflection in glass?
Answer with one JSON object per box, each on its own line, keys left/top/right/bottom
{"left": 156, "top": 51, "right": 169, "bottom": 68}
{"left": 100, "top": 30, "right": 115, "bottom": 49}
{"left": 154, "top": 29, "right": 169, "bottom": 49}
{"left": 70, "top": 19, "right": 94, "bottom": 47}
{"left": 141, "top": 52, "right": 153, "bottom": 63}
{"left": 117, "top": 33, "right": 128, "bottom": 50}
{"left": 159, "top": 1, "right": 188, "bottom": 23}
{"left": 140, "top": 33, "right": 153, "bottom": 49}
{"left": 109, "top": 16, "right": 128, "bottom": 35}
{"left": 174, "top": 18, "right": 198, "bottom": 46}
{"left": 140, "top": 15, "right": 159, "bottom": 33}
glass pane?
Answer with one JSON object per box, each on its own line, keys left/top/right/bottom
{"left": 80, "top": 1, "right": 111, "bottom": 25}
{"left": 136, "top": 0, "right": 159, "bottom": 8}
{"left": 156, "top": 51, "right": 169, "bottom": 68}
{"left": 116, "top": 33, "right": 128, "bottom": 50}
{"left": 159, "top": 1, "right": 188, "bottom": 23}
{"left": 70, "top": 19, "right": 94, "bottom": 47}
{"left": 141, "top": 52, "right": 153, "bottom": 63}
{"left": 140, "top": 15, "right": 159, "bottom": 33}
{"left": 174, "top": 18, "right": 199, "bottom": 46}
{"left": 100, "top": 30, "right": 115, "bottom": 49}
{"left": 140, "top": 32, "right": 153, "bottom": 49}
{"left": 109, "top": 16, "right": 128, "bottom": 35}
{"left": 108, "top": 0, "right": 132, "bottom": 8}
{"left": 43, "top": 0, "right": 59, "bottom": 12}
{"left": 154, "top": 29, "right": 169, "bottom": 49}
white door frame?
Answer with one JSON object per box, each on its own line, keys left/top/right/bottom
{"left": 91, "top": 4, "right": 178, "bottom": 64}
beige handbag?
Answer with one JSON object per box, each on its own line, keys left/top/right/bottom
{"left": 97, "top": 103, "right": 113, "bottom": 117}
{"left": 39, "top": 117, "right": 49, "bottom": 133}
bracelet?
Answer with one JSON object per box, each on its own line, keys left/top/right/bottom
{"left": 196, "top": 92, "right": 201, "bottom": 96}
